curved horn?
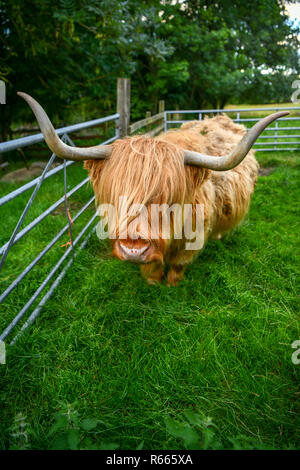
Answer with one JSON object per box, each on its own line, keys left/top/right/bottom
{"left": 184, "top": 111, "right": 289, "bottom": 170}
{"left": 17, "top": 92, "right": 112, "bottom": 161}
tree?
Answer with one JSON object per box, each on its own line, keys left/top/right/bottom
{"left": 0, "top": 0, "right": 299, "bottom": 141}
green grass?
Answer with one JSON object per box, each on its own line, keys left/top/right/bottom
{"left": 225, "top": 102, "right": 300, "bottom": 118}
{"left": 226, "top": 102, "right": 297, "bottom": 108}
{"left": 0, "top": 148, "right": 299, "bottom": 450}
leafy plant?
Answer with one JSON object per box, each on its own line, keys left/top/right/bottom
{"left": 48, "top": 402, "right": 118, "bottom": 450}
{"left": 165, "top": 411, "right": 274, "bottom": 450}
{"left": 9, "top": 413, "right": 31, "bottom": 450}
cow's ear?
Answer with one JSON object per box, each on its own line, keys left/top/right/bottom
{"left": 84, "top": 159, "right": 106, "bottom": 186}
{"left": 184, "top": 165, "right": 210, "bottom": 192}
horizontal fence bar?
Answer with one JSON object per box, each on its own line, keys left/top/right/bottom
{"left": 129, "top": 112, "right": 164, "bottom": 134}
{"left": 0, "top": 196, "right": 95, "bottom": 304}
{"left": 256, "top": 134, "right": 300, "bottom": 139}
{"left": 254, "top": 141, "right": 300, "bottom": 146}
{"left": 233, "top": 117, "right": 300, "bottom": 122}
{"left": 255, "top": 148, "right": 300, "bottom": 151}
{"left": 167, "top": 117, "right": 300, "bottom": 123}
{"left": 261, "top": 127, "right": 300, "bottom": 131}
{"left": 0, "top": 212, "right": 98, "bottom": 341}
{"left": 0, "top": 114, "right": 120, "bottom": 153}
{"left": 166, "top": 106, "right": 300, "bottom": 114}
{"left": 99, "top": 135, "right": 119, "bottom": 145}
{"left": 165, "top": 120, "right": 191, "bottom": 124}
{"left": 146, "top": 123, "right": 164, "bottom": 137}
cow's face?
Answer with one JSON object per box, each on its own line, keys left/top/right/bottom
{"left": 88, "top": 136, "right": 197, "bottom": 264}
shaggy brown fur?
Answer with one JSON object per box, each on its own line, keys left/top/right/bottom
{"left": 84, "top": 114, "right": 259, "bottom": 285}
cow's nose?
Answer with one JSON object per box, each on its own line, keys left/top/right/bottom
{"left": 119, "top": 242, "right": 149, "bottom": 262}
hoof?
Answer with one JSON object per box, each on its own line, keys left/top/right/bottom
{"left": 146, "top": 278, "right": 162, "bottom": 286}
{"left": 166, "top": 278, "right": 180, "bottom": 287}
{"left": 166, "top": 267, "right": 185, "bottom": 286}
{"left": 211, "top": 232, "right": 222, "bottom": 240}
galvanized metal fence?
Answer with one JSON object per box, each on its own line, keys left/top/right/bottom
{"left": 1, "top": 104, "right": 299, "bottom": 345}
{"left": 0, "top": 112, "right": 119, "bottom": 345}
{"left": 164, "top": 106, "right": 300, "bottom": 151}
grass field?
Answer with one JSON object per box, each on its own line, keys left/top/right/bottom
{"left": 0, "top": 130, "right": 299, "bottom": 449}
{"left": 224, "top": 102, "right": 300, "bottom": 118}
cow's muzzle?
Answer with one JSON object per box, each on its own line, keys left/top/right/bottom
{"left": 113, "top": 239, "right": 150, "bottom": 263}
{"left": 119, "top": 241, "right": 149, "bottom": 262}
{"left": 112, "top": 239, "right": 164, "bottom": 264}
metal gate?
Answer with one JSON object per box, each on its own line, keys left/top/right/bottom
{"left": 164, "top": 106, "right": 300, "bottom": 151}
{"left": 0, "top": 113, "right": 119, "bottom": 345}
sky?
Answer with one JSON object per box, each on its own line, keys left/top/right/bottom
{"left": 285, "top": 2, "right": 300, "bottom": 26}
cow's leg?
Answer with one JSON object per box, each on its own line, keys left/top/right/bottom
{"left": 166, "top": 264, "right": 186, "bottom": 286}
{"left": 141, "top": 262, "right": 164, "bottom": 285}
{"left": 166, "top": 249, "right": 198, "bottom": 286}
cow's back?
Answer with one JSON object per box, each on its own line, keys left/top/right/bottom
{"left": 161, "top": 114, "right": 259, "bottom": 238}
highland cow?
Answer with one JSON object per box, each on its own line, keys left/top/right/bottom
{"left": 19, "top": 93, "right": 288, "bottom": 285}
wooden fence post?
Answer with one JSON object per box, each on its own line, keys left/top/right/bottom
{"left": 146, "top": 111, "right": 151, "bottom": 133}
{"left": 158, "top": 100, "right": 165, "bottom": 114}
{"left": 174, "top": 104, "right": 180, "bottom": 122}
{"left": 117, "top": 78, "right": 131, "bottom": 137}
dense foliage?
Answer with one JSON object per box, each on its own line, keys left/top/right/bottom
{"left": 0, "top": 0, "right": 299, "bottom": 138}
